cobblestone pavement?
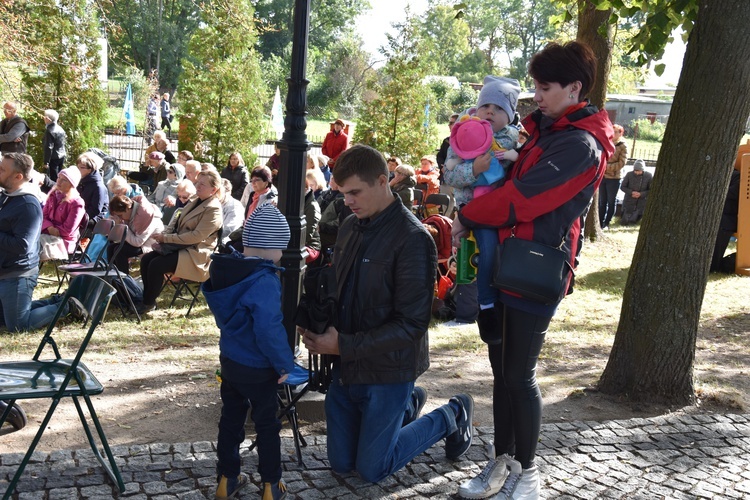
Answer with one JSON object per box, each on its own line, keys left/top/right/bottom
{"left": 2, "top": 413, "right": 749, "bottom": 499}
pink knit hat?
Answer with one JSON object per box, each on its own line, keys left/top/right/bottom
{"left": 450, "top": 119, "right": 494, "bottom": 160}
{"left": 58, "top": 166, "right": 81, "bottom": 188}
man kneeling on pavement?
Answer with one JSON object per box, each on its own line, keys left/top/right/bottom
{"left": 302, "top": 144, "right": 474, "bottom": 483}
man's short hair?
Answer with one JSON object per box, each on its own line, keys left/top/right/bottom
{"left": 44, "top": 109, "right": 59, "bottom": 122}
{"left": 333, "top": 144, "right": 388, "bottom": 186}
{"left": 3, "top": 152, "right": 34, "bottom": 180}
{"left": 178, "top": 150, "right": 194, "bottom": 161}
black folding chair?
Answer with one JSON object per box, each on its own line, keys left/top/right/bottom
{"left": 423, "top": 193, "right": 451, "bottom": 217}
{"left": 39, "top": 213, "right": 90, "bottom": 288}
{"left": 56, "top": 218, "right": 115, "bottom": 293}
{"left": 0, "top": 275, "right": 124, "bottom": 499}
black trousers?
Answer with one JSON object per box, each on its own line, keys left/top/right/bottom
{"left": 48, "top": 157, "right": 65, "bottom": 182}
{"left": 140, "top": 250, "right": 179, "bottom": 305}
{"left": 108, "top": 241, "right": 142, "bottom": 275}
{"left": 487, "top": 304, "right": 550, "bottom": 469}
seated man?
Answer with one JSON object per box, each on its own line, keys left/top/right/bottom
{"left": 620, "top": 160, "right": 653, "bottom": 225}
{"left": 302, "top": 144, "right": 474, "bottom": 483}
{"left": 0, "top": 153, "right": 85, "bottom": 331}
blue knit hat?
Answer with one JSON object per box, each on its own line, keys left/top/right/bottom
{"left": 242, "top": 204, "right": 290, "bottom": 250}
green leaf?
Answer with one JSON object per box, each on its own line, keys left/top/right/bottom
{"left": 653, "top": 63, "right": 666, "bottom": 76}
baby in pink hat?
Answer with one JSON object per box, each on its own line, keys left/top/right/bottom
{"left": 442, "top": 76, "right": 522, "bottom": 337}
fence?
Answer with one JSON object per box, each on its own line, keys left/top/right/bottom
{"left": 101, "top": 131, "right": 323, "bottom": 172}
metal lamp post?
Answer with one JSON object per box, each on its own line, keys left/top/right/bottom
{"left": 277, "top": 0, "right": 311, "bottom": 349}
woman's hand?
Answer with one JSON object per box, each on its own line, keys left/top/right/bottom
{"left": 472, "top": 151, "right": 492, "bottom": 176}
{"left": 278, "top": 373, "right": 289, "bottom": 384}
{"left": 498, "top": 149, "right": 519, "bottom": 162}
{"left": 47, "top": 227, "right": 60, "bottom": 237}
{"left": 452, "top": 216, "right": 469, "bottom": 247}
{"left": 152, "top": 232, "right": 165, "bottom": 243}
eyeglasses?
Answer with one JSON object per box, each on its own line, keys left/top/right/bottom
{"left": 178, "top": 195, "right": 190, "bottom": 201}
{"left": 250, "top": 178, "right": 266, "bottom": 184}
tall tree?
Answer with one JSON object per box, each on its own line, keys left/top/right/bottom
{"left": 100, "top": 0, "right": 202, "bottom": 90}
{"left": 577, "top": 0, "right": 614, "bottom": 242}
{"left": 178, "top": 0, "right": 268, "bottom": 165}
{"left": 355, "top": 12, "right": 438, "bottom": 162}
{"left": 21, "top": 0, "right": 107, "bottom": 167}
{"left": 598, "top": 0, "right": 750, "bottom": 403}
{"left": 252, "top": 0, "right": 370, "bottom": 61}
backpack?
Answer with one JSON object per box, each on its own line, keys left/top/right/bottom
{"left": 112, "top": 275, "right": 144, "bottom": 311}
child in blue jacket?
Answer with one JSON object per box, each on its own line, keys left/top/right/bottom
{"left": 202, "top": 203, "right": 293, "bottom": 500}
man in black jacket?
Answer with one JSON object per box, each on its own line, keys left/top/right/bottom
{"left": 42, "top": 109, "right": 67, "bottom": 181}
{"left": 302, "top": 144, "right": 474, "bottom": 483}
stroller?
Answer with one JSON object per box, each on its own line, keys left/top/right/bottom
{"left": 88, "top": 148, "right": 120, "bottom": 188}
{"left": 421, "top": 214, "right": 456, "bottom": 320}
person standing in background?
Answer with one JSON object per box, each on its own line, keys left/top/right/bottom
{"left": 0, "top": 102, "right": 30, "bottom": 154}
{"left": 42, "top": 109, "right": 67, "bottom": 182}
{"left": 161, "top": 93, "right": 172, "bottom": 133}
{"left": 321, "top": 119, "right": 349, "bottom": 170}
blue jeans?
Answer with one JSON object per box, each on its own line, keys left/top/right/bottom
{"left": 325, "top": 367, "right": 457, "bottom": 483}
{"left": 216, "top": 357, "right": 281, "bottom": 483}
{"left": 474, "top": 228, "right": 499, "bottom": 306}
{"left": 0, "top": 275, "right": 65, "bottom": 332}
{"left": 599, "top": 178, "right": 620, "bottom": 227}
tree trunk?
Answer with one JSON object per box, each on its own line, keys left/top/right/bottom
{"left": 598, "top": 0, "right": 750, "bottom": 403}
{"left": 577, "top": 0, "right": 612, "bottom": 242}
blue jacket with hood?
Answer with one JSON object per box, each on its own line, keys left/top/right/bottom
{"left": 202, "top": 251, "right": 293, "bottom": 377}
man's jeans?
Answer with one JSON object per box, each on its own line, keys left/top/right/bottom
{"left": 325, "top": 367, "right": 457, "bottom": 483}
{"left": 0, "top": 275, "right": 64, "bottom": 332}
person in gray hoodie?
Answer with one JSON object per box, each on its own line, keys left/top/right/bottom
{"left": 148, "top": 163, "right": 185, "bottom": 210}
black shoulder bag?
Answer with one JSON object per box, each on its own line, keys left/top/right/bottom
{"left": 492, "top": 228, "right": 574, "bottom": 305}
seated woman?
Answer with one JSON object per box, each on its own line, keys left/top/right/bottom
{"left": 220, "top": 152, "right": 249, "bottom": 201}
{"left": 40, "top": 166, "right": 86, "bottom": 261}
{"left": 143, "top": 130, "right": 167, "bottom": 163}
{"left": 137, "top": 170, "right": 223, "bottom": 315}
{"left": 148, "top": 163, "right": 185, "bottom": 210}
{"left": 239, "top": 166, "right": 277, "bottom": 215}
{"left": 220, "top": 178, "right": 244, "bottom": 243}
{"left": 304, "top": 169, "right": 322, "bottom": 264}
{"left": 108, "top": 175, "right": 144, "bottom": 198}
{"left": 76, "top": 152, "right": 109, "bottom": 228}
{"left": 390, "top": 164, "right": 416, "bottom": 207}
{"left": 128, "top": 152, "right": 169, "bottom": 192}
{"left": 174, "top": 179, "right": 196, "bottom": 209}
{"left": 108, "top": 194, "right": 165, "bottom": 275}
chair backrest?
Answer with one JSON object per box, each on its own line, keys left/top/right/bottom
{"left": 33, "top": 275, "right": 116, "bottom": 363}
{"left": 413, "top": 188, "right": 424, "bottom": 205}
{"left": 103, "top": 225, "right": 129, "bottom": 277}
{"left": 424, "top": 193, "right": 451, "bottom": 215}
{"left": 68, "top": 213, "right": 90, "bottom": 262}
{"left": 161, "top": 206, "right": 177, "bottom": 226}
{"left": 92, "top": 218, "right": 115, "bottom": 237}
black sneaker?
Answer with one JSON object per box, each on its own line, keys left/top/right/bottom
{"left": 0, "top": 400, "right": 28, "bottom": 430}
{"left": 445, "top": 394, "right": 474, "bottom": 460}
{"left": 67, "top": 297, "right": 88, "bottom": 321}
{"left": 477, "top": 307, "right": 502, "bottom": 345}
{"left": 136, "top": 302, "right": 157, "bottom": 316}
{"left": 403, "top": 386, "right": 428, "bottom": 426}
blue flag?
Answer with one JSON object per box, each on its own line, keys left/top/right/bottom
{"left": 423, "top": 101, "right": 430, "bottom": 131}
{"left": 123, "top": 83, "right": 136, "bottom": 135}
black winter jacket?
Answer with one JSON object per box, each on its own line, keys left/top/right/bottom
{"left": 333, "top": 198, "right": 437, "bottom": 385}
{"left": 43, "top": 122, "right": 67, "bottom": 164}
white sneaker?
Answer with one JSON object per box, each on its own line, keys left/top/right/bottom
{"left": 490, "top": 457, "right": 539, "bottom": 500}
{"left": 458, "top": 454, "right": 511, "bottom": 499}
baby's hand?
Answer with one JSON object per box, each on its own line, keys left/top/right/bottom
{"left": 472, "top": 151, "right": 492, "bottom": 175}
{"left": 496, "top": 149, "right": 518, "bottom": 162}
{"left": 445, "top": 158, "right": 460, "bottom": 171}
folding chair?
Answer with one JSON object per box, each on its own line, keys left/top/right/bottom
{"left": 69, "top": 224, "right": 141, "bottom": 323}
{"left": 0, "top": 275, "right": 125, "bottom": 499}
{"left": 56, "top": 218, "right": 115, "bottom": 293}
{"left": 247, "top": 363, "right": 315, "bottom": 466}
{"left": 423, "top": 193, "right": 451, "bottom": 217}
{"left": 413, "top": 188, "right": 424, "bottom": 217}
{"left": 39, "top": 213, "right": 89, "bottom": 287}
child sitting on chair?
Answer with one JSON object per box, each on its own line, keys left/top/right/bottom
{"left": 442, "top": 76, "right": 521, "bottom": 345}
{"left": 202, "top": 203, "right": 294, "bottom": 500}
